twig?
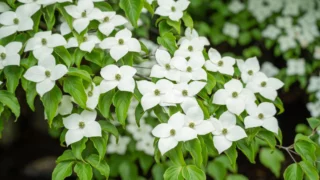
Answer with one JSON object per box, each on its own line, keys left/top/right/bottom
{"left": 134, "top": 73, "right": 152, "bottom": 81}
{"left": 276, "top": 145, "right": 297, "bottom": 163}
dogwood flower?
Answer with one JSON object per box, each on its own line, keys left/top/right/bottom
{"left": 100, "top": 65, "right": 136, "bottom": 93}
{"left": 223, "top": 23, "right": 239, "bottom": 38}
{"left": 210, "top": 111, "right": 247, "bottom": 153}
{"left": 0, "top": 5, "right": 36, "bottom": 39}
{"left": 152, "top": 112, "right": 197, "bottom": 154}
{"left": 25, "top": 31, "right": 67, "bottom": 59}
{"left": 127, "top": 123, "right": 153, "bottom": 140}
{"left": 150, "top": 49, "right": 181, "bottom": 81}
{"left": 59, "top": 17, "right": 71, "bottom": 35}
{"left": 286, "top": 59, "right": 305, "bottom": 76}
{"left": 64, "top": 0, "right": 102, "bottom": 33}
{"left": 308, "top": 76, "right": 320, "bottom": 92}
{"left": 155, "top": 0, "right": 190, "bottom": 21}
{"left": 136, "top": 135, "right": 155, "bottom": 155}
{"left": 0, "top": 42, "right": 22, "bottom": 69}
{"left": 237, "top": 57, "right": 260, "bottom": 83}
{"left": 98, "top": 12, "right": 127, "bottom": 36}
{"left": 23, "top": 54, "right": 68, "bottom": 96}
{"left": 205, "top": 48, "right": 235, "bottom": 76}
{"left": 137, "top": 79, "right": 176, "bottom": 110}
{"left": 173, "top": 81, "right": 206, "bottom": 103}
{"left": 171, "top": 55, "right": 207, "bottom": 82}
{"left": 100, "top": 28, "right": 141, "bottom": 61}
{"left": 178, "top": 27, "right": 210, "bottom": 46}
{"left": 246, "top": 72, "right": 284, "bottom": 101}
{"left": 174, "top": 38, "right": 205, "bottom": 59}
{"left": 244, "top": 102, "right": 279, "bottom": 134}
{"left": 213, "top": 79, "right": 256, "bottom": 115}
{"left": 63, "top": 110, "right": 101, "bottom": 146}
{"left": 0, "top": 2, "right": 10, "bottom": 12}
{"left": 57, "top": 95, "right": 73, "bottom": 116}
{"left": 86, "top": 83, "right": 100, "bottom": 109}
{"left": 107, "top": 136, "right": 131, "bottom": 155}
{"left": 261, "top": 62, "right": 279, "bottom": 77}
{"left": 66, "top": 34, "right": 100, "bottom": 52}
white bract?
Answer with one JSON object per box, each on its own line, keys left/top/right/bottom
{"left": 213, "top": 79, "right": 256, "bottom": 115}
{"left": 237, "top": 57, "right": 260, "bottom": 83}
{"left": 205, "top": 48, "right": 235, "bottom": 76}
{"left": 244, "top": 102, "right": 279, "bottom": 134}
{"left": 64, "top": 0, "right": 102, "bottom": 33}
{"left": 57, "top": 95, "right": 73, "bottom": 116}
{"left": 66, "top": 34, "right": 101, "bottom": 52}
{"left": 175, "top": 38, "right": 205, "bottom": 59}
{"left": 23, "top": 54, "right": 68, "bottom": 96}
{"left": 100, "top": 28, "right": 141, "bottom": 61}
{"left": 137, "top": 79, "right": 175, "bottom": 111}
{"left": 98, "top": 12, "right": 127, "bottom": 36}
{"left": 0, "top": 2, "right": 10, "bottom": 12}
{"left": 178, "top": 27, "right": 209, "bottom": 46}
{"left": 155, "top": 0, "right": 190, "bottom": 21}
{"left": 100, "top": 65, "right": 136, "bottom": 93}
{"left": 210, "top": 111, "right": 247, "bottom": 153}
{"left": 173, "top": 81, "right": 206, "bottom": 103}
{"left": 307, "top": 76, "right": 320, "bottom": 92}
{"left": 0, "top": 42, "right": 22, "bottom": 69}
{"left": 136, "top": 135, "right": 155, "bottom": 156}
{"left": 86, "top": 83, "right": 100, "bottom": 110}
{"left": 107, "top": 135, "right": 131, "bottom": 155}
{"left": 246, "top": 72, "right": 284, "bottom": 101}
{"left": 223, "top": 23, "right": 239, "bottom": 38}
{"left": 59, "top": 17, "right": 71, "bottom": 35}
{"left": 286, "top": 59, "right": 306, "bottom": 76}
{"left": 63, "top": 110, "right": 101, "bottom": 146}
{"left": 261, "top": 62, "right": 279, "bottom": 77}
{"left": 127, "top": 123, "right": 153, "bottom": 141}
{"left": 152, "top": 112, "right": 197, "bottom": 155}
{"left": 25, "top": 31, "right": 67, "bottom": 59}
{"left": 150, "top": 49, "right": 181, "bottom": 81}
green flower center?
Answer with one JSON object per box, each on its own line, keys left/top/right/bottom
{"left": 218, "top": 61, "right": 223, "bottom": 67}
{"left": 83, "top": 36, "right": 88, "bottom": 42}
{"left": 171, "top": 6, "right": 176, "bottom": 12}
{"left": 261, "top": 81, "right": 267, "bottom": 87}
{"left": 248, "top": 70, "right": 253, "bottom": 75}
{"left": 0, "top": 53, "right": 6, "bottom": 60}
{"left": 165, "top": 64, "right": 170, "bottom": 70}
{"left": 79, "top": 122, "right": 85, "bottom": 129}
{"left": 188, "top": 46, "right": 193, "bottom": 52}
{"left": 115, "top": 74, "right": 121, "bottom": 81}
{"left": 154, "top": 89, "right": 160, "bottom": 96}
{"left": 187, "top": 66, "right": 192, "bottom": 72}
{"left": 103, "top": 16, "right": 110, "bottom": 22}
{"left": 170, "top": 129, "right": 176, "bottom": 136}
{"left": 13, "top": 18, "right": 19, "bottom": 25}
{"left": 45, "top": 70, "right": 51, "bottom": 77}
{"left": 186, "top": 57, "right": 190, "bottom": 61}
{"left": 88, "top": 91, "right": 93, "bottom": 97}
{"left": 222, "top": 128, "right": 228, "bottom": 135}
{"left": 182, "top": 90, "right": 188, "bottom": 96}
{"left": 258, "top": 113, "right": 264, "bottom": 119}
{"left": 41, "top": 38, "right": 47, "bottom": 45}
{"left": 189, "top": 122, "right": 195, "bottom": 128}
{"left": 81, "top": 11, "right": 87, "bottom": 18}
{"left": 232, "top": 92, "right": 238, "bottom": 98}
{"left": 118, "top": 39, "right": 124, "bottom": 45}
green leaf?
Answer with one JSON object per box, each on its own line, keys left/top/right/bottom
{"left": 139, "top": 153, "right": 154, "bottom": 175}
{"left": 32, "top": 11, "right": 42, "bottom": 32}
{"left": 182, "top": 12, "right": 193, "bottom": 28}
{"left": 21, "top": 79, "right": 37, "bottom": 111}
{"left": 0, "top": 90, "right": 20, "bottom": 119}
{"left": 307, "top": 117, "right": 320, "bottom": 130}
{"left": 54, "top": 46, "right": 73, "bottom": 67}
{"left": 63, "top": 76, "right": 87, "bottom": 108}
{"left": 67, "top": 67, "right": 92, "bottom": 82}
{"left": 257, "top": 130, "right": 276, "bottom": 149}
{"left": 226, "top": 174, "right": 248, "bottom": 180}
{"left": 90, "top": 133, "right": 108, "bottom": 161}
{"left": 205, "top": 73, "right": 216, "bottom": 94}
{"left": 41, "top": 86, "right": 62, "bottom": 126}
{"left": 184, "top": 139, "right": 202, "bottom": 168}
{"left": 4, "top": 66, "right": 23, "bottom": 93}
{"left": 164, "top": 166, "right": 183, "bottom": 180}
{"left": 283, "top": 163, "right": 303, "bottom": 180}
{"left": 98, "top": 90, "right": 115, "bottom": 119}
{"left": 206, "top": 161, "right": 227, "bottom": 180}
{"left": 119, "top": 0, "right": 143, "bottom": 27}
{"left": 74, "top": 162, "right": 93, "bottom": 180}
{"left": 43, "top": 4, "right": 56, "bottom": 30}
{"left": 135, "top": 103, "right": 145, "bottom": 127}
{"left": 294, "top": 140, "right": 316, "bottom": 162}
{"left": 56, "top": 150, "right": 76, "bottom": 163}
{"left": 236, "top": 139, "right": 258, "bottom": 163}
{"left": 153, "top": 105, "right": 169, "bottom": 123}
{"left": 94, "top": 1, "right": 113, "bottom": 11}
{"left": 86, "top": 155, "right": 110, "bottom": 178}
{"left": 57, "top": 3, "right": 73, "bottom": 29}
{"left": 157, "top": 32, "right": 177, "bottom": 55}
{"left": 74, "top": 49, "right": 87, "bottom": 67}
{"left": 52, "top": 161, "right": 74, "bottom": 180}
{"left": 143, "top": 1, "right": 154, "bottom": 15}
{"left": 112, "top": 91, "right": 132, "bottom": 126}
{"left": 152, "top": 164, "right": 165, "bottom": 180}
{"left": 166, "top": 19, "right": 181, "bottom": 34}
{"left": 259, "top": 148, "right": 284, "bottom": 177}
{"left": 299, "top": 161, "right": 319, "bottom": 180}
{"left": 71, "top": 138, "right": 88, "bottom": 160}
{"left": 225, "top": 143, "right": 238, "bottom": 170}
{"left": 98, "top": 121, "right": 119, "bottom": 142}
{"left": 274, "top": 97, "right": 285, "bottom": 114}
{"left": 182, "top": 165, "right": 206, "bottom": 180}
{"left": 119, "top": 161, "right": 139, "bottom": 180}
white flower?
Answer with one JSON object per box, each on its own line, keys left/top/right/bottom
{"left": 23, "top": 54, "right": 68, "bottom": 96}
{"left": 210, "top": 111, "right": 247, "bottom": 153}
{"left": 67, "top": 34, "right": 101, "bottom": 52}
{"left": 246, "top": 72, "right": 284, "bottom": 101}
{"left": 65, "top": 37, "right": 79, "bottom": 49}
{"left": 155, "top": 0, "right": 190, "bottom": 21}
{"left": 278, "top": 35, "right": 296, "bottom": 52}
{"left": 173, "top": 81, "right": 206, "bottom": 103}
{"left": 276, "top": 16, "right": 293, "bottom": 29}
{"left": 244, "top": 102, "right": 279, "bottom": 134}
{"left": 213, "top": 79, "right": 256, "bottom": 115}
{"left": 107, "top": 136, "right": 131, "bottom": 155}
{"left": 64, "top": 0, "right": 102, "bottom": 33}
{"left": 59, "top": 17, "right": 71, "bottom": 35}
{"left": 57, "top": 95, "right": 73, "bottom": 116}
{"left": 137, "top": 79, "right": 176, "bottom": 111}
{"left": 16, "top": 1, "right": 41, "bottom": 14}
{"left": 308, "top": 76, "right": 320, "bottom": 92}
{"left": 205, "top": 48, "right": 235, "bottom": 76}
{"left": 181, "top": 99, "right": 214, "bottom": 135}
{"left": 63, "top": 110, "right": 101, "bottom": 146}
{"left": 314, "top": 46, "right": 320, "bottom": 59}
{"left": 0, "top": 42, "right": 22, "bottom": 69}
{"left": 223, "top": 23, "right": 239, "bottom": 38}
{"left": 100, "top": 65, "right": 136, "bottom": 93}
{"left": 228, "top": 0, "right": 244, "bottom": 13}
{"left": 171, "top": 55, "right": 207, "bottom": 82}
{"left": 152, "top": 112, "right": 197, "bottom": 155}
{"left": 86, "top": 83, "right": 100, "bottom": 110}
{"left": 0, "top": 5, "right": 36, "bottom": 39}
{"left": 98, "top": 12, "right": 127, "bottom": 36}
{"left": 307, "top": 101, "right": 320, "bottom": 117}
{"left": 178, "top": 28, "right": 209, "bottom": 46}
{"left": 261, "top": 62, "right": 279, "bottom": 77}
{"left": 127, "top": 123, "right": 153, "bottom": 140}
{"left": 25, "top": 31, "right": 67, "bottom": 59}
{"left": 262, "top": 25, "right": 281, "bottom": 40}
{"left": 100, "top": 28, "right": 141, "bottom": 61}
{"left": 175, "top": 38, "right": 205, "bottom": 59}
{"left": 0, "top": 2, "right": 10, "bottom": 12}
{"left": 150, "top": 49, "right": 181, "bottom": 81}
{"left": 136, "top": 135, "right": 155, "bottom": 155}
{"left": 286, "top": 59, "right": 305, "bottom": 76}
{"left": 237, "top": 57, "right": 260, "bottom": 83}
